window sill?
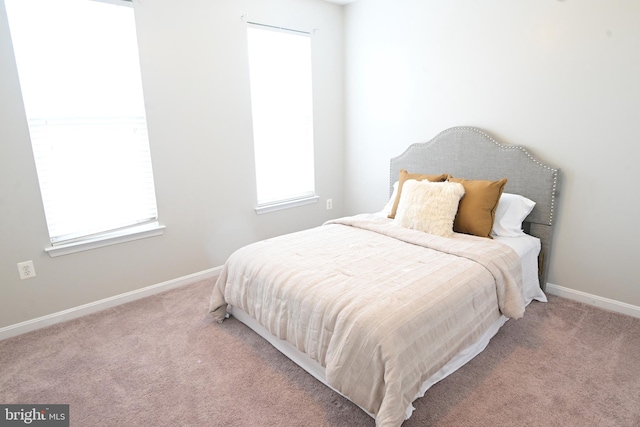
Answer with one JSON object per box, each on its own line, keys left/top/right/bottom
{"left": 255, "top": 196, "right": 319, "bottom": 215}
{"left": 44, "top": 222, "right": 166, "bottom": 257}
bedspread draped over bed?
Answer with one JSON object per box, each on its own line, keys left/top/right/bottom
{"left": 209, "top": 214, "right": 525, "bottom": 427}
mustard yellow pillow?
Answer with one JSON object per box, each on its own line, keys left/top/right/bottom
{"left": 388, "top": 170, "right": 449, "bottom": 219}
{"left": 448, "top": 177, "right": 508, "bottom": 238}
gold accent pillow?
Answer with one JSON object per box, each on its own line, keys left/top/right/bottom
{"left": 448, "top": 177, "right": 508, "bottom": 238}
{"left": 388, "top": 170, "right": 448, "bottom": 219}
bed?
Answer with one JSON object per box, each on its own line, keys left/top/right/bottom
{"left": 209, "top": 126, "right": 560, "bottom": 427}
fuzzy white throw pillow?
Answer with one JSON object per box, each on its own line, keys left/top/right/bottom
{"left": 393, "top": 180, "right": 465, "bottom": 238}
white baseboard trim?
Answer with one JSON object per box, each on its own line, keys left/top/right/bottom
{"left": 0, "top": 266, "right": 223, "bottom": 341}
{"left": 545, "top": 283, "right": 640, "bottom": 319}
{"left": 6, "top": 275, "right": 635, "bottom": 341}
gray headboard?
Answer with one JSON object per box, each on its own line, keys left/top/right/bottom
{"left": 389, "top": 126, "right": 560, "bottom": 289}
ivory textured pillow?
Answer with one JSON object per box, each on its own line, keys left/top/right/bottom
{"left": 387, "top": 170, "right": 448, "bottom": 219}
{"left": 393, "top": 180, "right": 465, "bottom": 238}
{"left": 448, "top": 177, "right": 508, "bottom": 238}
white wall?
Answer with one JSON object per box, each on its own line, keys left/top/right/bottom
{"left": 344, "top": 0, "right": 640, "bottom": 307}
{"left": 0, "top": 0, "right": 344, "bottom": 329}
{"left": 3, "top": 0, "right": 638, "bottom": 331}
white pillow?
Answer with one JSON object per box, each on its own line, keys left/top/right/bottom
{"left": 393, "top": 180, "right": 465, "bottom": 238}
{"left": 381, "top": 181, "right": 399, "bottom": 216}
{"left": 491, "top": 193, "right": 536, "bottom": 237}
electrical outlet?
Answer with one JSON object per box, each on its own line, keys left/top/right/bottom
{"left": 17, "top": 260, "right": 36, "bottom": 280}
{"left": 326, "top": 198, "right": 333, "bottom": 210}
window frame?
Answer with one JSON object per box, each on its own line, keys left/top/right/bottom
{"left": 5, "top": 0, "right": 164, "bottom": 255}
{"left": 246, "top": 22, "right": 318, "bottom": 214}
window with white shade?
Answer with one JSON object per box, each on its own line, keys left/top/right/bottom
{"left": 246, "top": 24, "right": 317, "bottom": 213}
{"left": 5, "top": 0, "right": 162, "bottom": 255}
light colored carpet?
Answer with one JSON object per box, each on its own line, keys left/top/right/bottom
{"left": 1, "top": 278, "right": 639, "bottom": 426}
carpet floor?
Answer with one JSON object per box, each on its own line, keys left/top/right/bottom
{"left": 1, "top": 278, "right": 639, "bottom": 427}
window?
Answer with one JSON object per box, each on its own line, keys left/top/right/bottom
{"left": 5, "top": 0, "right": 162, "bottom": 255}
{"left": 246, "top": 24, "right": 317, "bottom": 213}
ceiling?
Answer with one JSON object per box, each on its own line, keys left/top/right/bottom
{"left": 324, "top": 0, "right": 357, "bottom": 4}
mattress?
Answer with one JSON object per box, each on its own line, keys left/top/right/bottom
{"left": 494, "top": 234, "right": 547, "bottom": 305}
{"left": 210, "top": 214, "right": 533, "bottom": 426}
{"left": 226, "top": 231, "right": 545, "bottom": 422}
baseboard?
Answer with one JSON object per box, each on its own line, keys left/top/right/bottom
{"left": 545, "top": 283, "right": 640, "bottom": 319}
{"left": 0, "top": 266, "right": 223, "bottom": 341}
{"left": 5, "top": 275, "right": 636, "bottom": 341}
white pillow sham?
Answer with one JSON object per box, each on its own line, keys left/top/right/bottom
{"left": 381, "top": 181, "right": 399, "bottom": 216}
{"left": 491, "top": 193, "right": 536, "bottom": 237}
{"left": 393, "top": 180, "right": 465, "bottom": 238}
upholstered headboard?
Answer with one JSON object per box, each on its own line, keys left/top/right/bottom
{"left": 389, "top": 126, "right": 560, "bottom": 289}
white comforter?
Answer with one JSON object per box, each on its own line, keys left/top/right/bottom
{"left": 209, "top": 214, "right": 524, "bottom": 427}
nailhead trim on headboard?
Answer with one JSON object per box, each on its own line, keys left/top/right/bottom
{"left": 436, "top": 126, "right": 559, "bottom": 226}
{"left": 389, "top": 126, "right": 560, "bottom": 289}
